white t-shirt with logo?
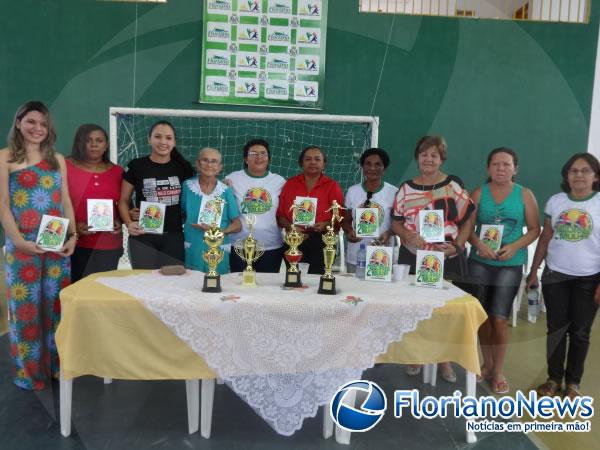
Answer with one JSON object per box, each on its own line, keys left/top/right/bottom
{"left": 344, "top": 182, "right": 397, "bottom": 264}
{"left": 226, "top": 170, "right": 286, "bottom": 250}
{"left": 545, "top": 192, "right": 600, "bottom": 276}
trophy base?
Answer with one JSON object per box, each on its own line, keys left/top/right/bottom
{"left": 318, "top": 276, "right": 336, "bottom": 295}
{"left": 202, "top": 274, "right": 222, "bottom": 293}
{"left": 242, "top": 270, "right": 257, "bottom": 286}
{"left": 284, "top": 270, "right": 303, "bottom": 288}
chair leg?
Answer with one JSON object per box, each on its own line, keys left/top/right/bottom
{"left": 466, "top": 371, "right": 478, "bottom": 443}
{"left": 60, "top": 373, "right": 73, "bottom": 437}
{"left": 334, "top": 389, "right": 355, "bottom": 445}
{"left": 201, "top": 379, "right": 215, "bottom": 439}
{"left": 323, "top": 404, "right": 334, "bottom": 438}
{"left": 103, "top": 377, "right": 113, "bottom": 384}
{"left": 423, "top": 363, "right": 437, "bottom": 387}
{"left": 185, "top": 380, "right": 199, "bottom": 434}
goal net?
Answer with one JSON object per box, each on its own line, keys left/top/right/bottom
{"left": 109, "top": 107, "right": 379, "bottom": 267}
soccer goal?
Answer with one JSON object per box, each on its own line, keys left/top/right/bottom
{"left": 109, "top": 107, "right": 379, "bottom": 267}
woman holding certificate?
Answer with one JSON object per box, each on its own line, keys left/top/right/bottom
{"left": 277, "top": 146, "right": 344, "bottom": 274}
{"left": 181, "top": 147, "right": 241, "bottom": 273}
{"left": 0, "top": 101, "right": 77, "bottom": 390}
{"left": 118, "top": 121, "right": 194, "bottom": 269}
{"left": 342, "top": 148, "right": 397, "bottom": 273}
{"left": 528, "top": 153, "right": 600, "bottom": 399}
{"left": 391, "top": 135, "right": 475, "bottom": 382}
{"left": 67, "top": 124, "right": 124, "bottom": 282}
{"left": 466, "top": 148, "right": 540, "bottom": 394}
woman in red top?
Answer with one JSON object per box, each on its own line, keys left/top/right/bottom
{"left": 67, "top": 124, "right": 123, "bottom": 282}
{"left": 277, "top": 146, "right": 344, "bottom": 274}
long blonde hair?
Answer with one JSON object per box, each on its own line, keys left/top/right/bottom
{"left": 7, "top": 101, "right": 58, "bottom": 169}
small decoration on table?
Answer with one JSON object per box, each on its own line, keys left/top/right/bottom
{"left": 36, "top": 214, "right": 69, "bottom": 251}
{"left": 233, "top": 214, "right": 265, "bottom": 286}
{"left": 318, "top": 200, "right": 345, "bottom": 295}
{"left": 284, "top": 203, "right": 306, "bottom": 287}
{"left": 341, "top": 295, "right": 364, "bottom": 306}
{"left": 220, "top": 294, "right": 241, "bottom": 303}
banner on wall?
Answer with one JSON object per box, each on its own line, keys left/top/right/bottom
{"left": 200, "top": 0, "right": 327, "bottom": 109}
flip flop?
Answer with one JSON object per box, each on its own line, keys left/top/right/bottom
{"left": 565, "top": 384, "right": 582, "bottom": 400}
{"left": 536, "top": 379, "right": 561, "bottom": 397}
{"left": 491, "top": 377, "right": 509, "bottom": 394}
{"left": 476, "top": 367, "right": 492, "bottom": 383}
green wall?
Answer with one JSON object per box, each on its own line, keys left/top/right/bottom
{"left": 1, "top": 0, "right": 598, "bottom": 210}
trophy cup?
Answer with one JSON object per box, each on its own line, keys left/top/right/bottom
{"left": 318, "top": 200, "right": 345, "bottom": 295}
{"left": 233, "top": 214, "right": 264, "bottom": 286}
{"left": 202, "top": 197, "right": 225, "bottom": 293}
{"left": 283, "top": 203, "right": 306, "bottom": 287}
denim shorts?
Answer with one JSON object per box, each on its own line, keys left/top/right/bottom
{"left": 466, "top": 259, "right": 523, "bottom": 320}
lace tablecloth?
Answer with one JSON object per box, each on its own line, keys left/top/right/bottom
{"left": 96, "top": 271, "right": 466, "bottom": 435}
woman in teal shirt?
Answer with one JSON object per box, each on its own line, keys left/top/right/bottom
{"left": 181, "top": 147, "right": 241, "bottom": 273}
{"left": 466, "top": 147, "right": 540, "bottom": 394}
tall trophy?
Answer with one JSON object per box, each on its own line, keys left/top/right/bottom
{"left": 233, "top": 214, "right": 264, "bottom": 286}
{"left": 284, "top": 203, "right": 306, "bottom": 287}
{"left": 202, "top": 198, "right": 225, "bottom": 293}
{"left": 318, "top": 200, "right": 345, "bottom": 295}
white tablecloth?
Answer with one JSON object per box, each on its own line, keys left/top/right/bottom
{"left": 97, "top": 271, "right": 466, "bottom": 435}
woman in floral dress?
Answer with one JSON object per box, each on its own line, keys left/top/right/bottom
{"left": 0, "top": 101, "right": 76, "bottom": 389}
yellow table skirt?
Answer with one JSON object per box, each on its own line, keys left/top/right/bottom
{"left": 57, "top": 271, "right": 486, "bottom": 380}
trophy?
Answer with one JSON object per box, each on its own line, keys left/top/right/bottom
{"left": 233, "top": 214, "right": 265, "bottom": 286}
{"left": 318, "top": 200, "right": 345, "bottom": 295}
{"left": 283, "top": 203, "right": 306, "bottom": 287}
{"left": 202, "top": 197, "right": 225, "bottom": 293}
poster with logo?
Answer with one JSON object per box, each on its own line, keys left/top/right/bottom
{"left": 87, "top": 199, "right": 114, "bottom": 231}
{"left": 198, "top": 196, "right": 225, "bottom": 226}
{"left": 479, "top": 224, "right": 504, "bottom": 252}
{"left": 36, "top": 215, "right": 69, "bottom": 251}
{"left": 293, "top": 196, "right": 317, "bottom": 226}
{"left": 415, "top": 250, "right": 445, "bottom": 289}
{"left": 365, "top": 246, "right": 392, "bottom": 282}
{"left": 200, "top": 0, "right": 327, "bottom": 108}
{"left": 355, "top": 207, "right": 379, "bottom": 238}
{"left": 418, "top": 209, "right": 445, "bottom": 243}
{"left": 139, "top": 201, "right": 166, "bottom": 234}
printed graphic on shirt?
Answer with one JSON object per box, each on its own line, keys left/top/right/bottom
{"left": 142, "top": 176, "right": 182, "bottom": 206}
{"left": 555, "top": 208, "right": 593, "bottom": 242}
{"left": 241, "top": 187, "right": 272, "bottom": 214}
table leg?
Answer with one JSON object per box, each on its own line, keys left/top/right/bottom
{"left": 201, "top": 378, "right": 215, "bottom": 439}
{"left": 423, "top": 363, "right": 437, "bottom": 387}
{"left": 465, "top": 370, "right": 477, "bottom": 444}
{"left": 103, "top": 378, "right": 113, "bottom": 384}
{"left": 60, "top": 373, "right": 73, "bottom": 437}
{"left": 334, "top": 389, "right": 355, "bottom": 445}
{"left": 185, "top": 380, "right": 199, "bottom": 434}
{"left": 323, "top": 405, "right": 333, "bottom": 438}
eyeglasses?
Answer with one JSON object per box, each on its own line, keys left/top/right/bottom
{"left": 568, "top": 168, "right": 594, "bottom": 176}
{"left": 198, "top": 158, "right": 220, "bottom": 165}
{"left": 247, "top": 151, "right": 268, "bottom": 158}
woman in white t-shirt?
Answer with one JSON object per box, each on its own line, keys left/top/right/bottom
{"left": 527, "top": 153, "right": 600, "bottom": 399}
{"left": 226, "top": 139, "right": 286, "bottom": 273}
{"left": 342, "top": 148, "right": 397, "bottom": 272}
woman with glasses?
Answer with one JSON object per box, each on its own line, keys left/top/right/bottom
{"left": 465, "top": 148, "right": 540, "bottom": 394}
{"left": 277, "top": 146, "right": 344, "bottom": 274}
{"left": 118, "top": 121, "right": 195, "bottom": 269}
{"left": 342, "top": 148, "right": 397, "bottom": 273}
{"left": 527, "top": 153, "right": 600, "bottom": 399}
{"left": 225, "top": 139, "right": 286, "bottom": 273}
{"left": 181, "top": 147, "right": 241, "bottom": 273}
{"left": 391, "top": 135, "right": 475, "bottom": 383}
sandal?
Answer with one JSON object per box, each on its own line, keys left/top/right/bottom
{"left": 441, "top": 368, "right": 457, "bottom": 384}
{"left": 405, "top": 365, "right": 422, "bottom": 376}
{"left": 491, "top": 377, "right": 509, "bottom": 394}
{"left": 536, "top": 379, "right": 561, "bottom": 397}
{"left": 476, "top": 367, "right": 492, "bottom": 383}
{"left": 565, "top": 384, "right": 582, "bottom": 400}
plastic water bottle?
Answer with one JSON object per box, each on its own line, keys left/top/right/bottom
{"left": 355, "top": 243, "right": 366, "bottom": 280}
{"left": 528, "top": 286, "right": 540, "bottom": 323}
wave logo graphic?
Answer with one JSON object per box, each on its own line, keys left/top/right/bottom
{"left": 330, "top": 380, "right": 387, "bottom": 432}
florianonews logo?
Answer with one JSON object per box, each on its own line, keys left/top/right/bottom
{"left": 242, "top": 188, "right": 272, "bottom": 214}
{"left": 330, "top": 380, "right": 387, "bottom": 432}
{"left": 555, "top": 208, "right": 593, "bottom": 242}
{"left": 417, "top": 254, "right": 442, "bottom": 284}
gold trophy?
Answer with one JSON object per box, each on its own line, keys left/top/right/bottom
{"left": 202, "top": 197, "right": 225, "bottom": 293}
{"left": 284, "top": 203, "right": 306, "bottom": 287}
{"left": 233, "top": 214, "right": 264, "bottom": 286}
{"left": 318, "top": 200, "right": 345, "bottom": 295}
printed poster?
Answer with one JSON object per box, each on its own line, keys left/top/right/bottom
{"left": 479, "top": 224, "right": 504, "bottom": 252}
{"left": 415, "top": 250, "right": 445, "bottom": 289}
{"left": 365, "top": 246, "right": 392, "bottom": 282}
{"left": 139, "top": 201, "right": 166, "bottom": 234}
{"left": 419, "top": 209, "right": 445, "bottom": 243}
{"left": 293, "top": 196, "right": 317, "bottom": 226}
{"left": 198, "top": 196, "right": 225, "bottom": 226}
{"left": 200, "top": 0, "right": 328, "bottom": 108}
{"left": 87, "top": 199, "right": 114, "bottom": 231}
{"left": 36, "top": 215, "right": 69, "bottom": 251}
{"left": 355, "top": 207, "right": 379, "bottom": 238}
